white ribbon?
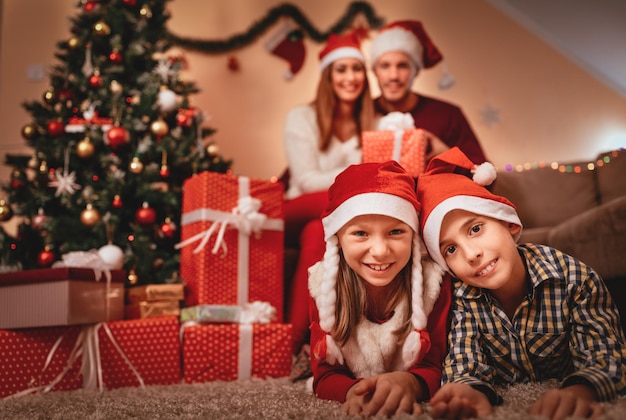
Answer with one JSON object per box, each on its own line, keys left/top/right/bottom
{"left": 392, "top": 130, "right": 403, "bottom": 162}
{"left": 238, "top": 324, "right": 253, "bottom": 380}
{"left": 5, "top": 323, "right": 144, "bottom": 399}
{"left": 175, "top": 176, "right": 284, "bottom": 307}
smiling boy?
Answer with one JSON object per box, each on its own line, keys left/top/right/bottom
{"left": 416, "top": 147, "right": 626, "bottom": 419}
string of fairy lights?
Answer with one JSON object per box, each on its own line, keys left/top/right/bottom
{"left": 503, "top": 148, "right": 624, "bottom": 173}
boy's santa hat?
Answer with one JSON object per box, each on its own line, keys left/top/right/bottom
{"left": 416, "top": 147, "right": 523, "bottom": 271}
{"left": 318, "top": 31, "right": 365, "bottom": 73}
{"left": 319, "top": 160, "right": 430, "bottom": 368}
{"left": 369, "top": 20, "right": 442, "bottom": 71}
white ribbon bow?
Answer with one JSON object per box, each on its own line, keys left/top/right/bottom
{"left": 175, "top": 196, "right": 268, "bottom": 255}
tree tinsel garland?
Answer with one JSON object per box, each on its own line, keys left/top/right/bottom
{"left": 166, "top": 1, "right": 385, "bottom": 53}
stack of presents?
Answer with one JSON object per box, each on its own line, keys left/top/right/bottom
{"left": 0, "top": 119, "right": 424, "bottom": 398}
{"left": 0, "top": 171, "right": 291, "bottom": 398}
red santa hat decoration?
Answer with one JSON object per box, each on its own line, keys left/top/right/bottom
{"left": 416, "top": 147, "right": 523, "bottom": 271}
{"left": 318, "top": 31, "right": 365, "bottom": 73}
{"left": 319, "top": 160, "right": 437, "bottom": 369}
{"left": 369, "top": 20, "right": 455, "bottom": 89}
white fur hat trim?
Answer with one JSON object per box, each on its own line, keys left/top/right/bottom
{"left": 370, "top": 26, "right": 423, "bottom": 70}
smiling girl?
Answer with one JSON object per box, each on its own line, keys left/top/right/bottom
{"left": 308, "top": 161, "right": 450, "bottom": 417}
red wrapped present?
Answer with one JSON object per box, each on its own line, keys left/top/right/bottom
{"left": 176, "top": 172, "right": 284, "bottom": 321}
{"left": 0, "top": 267, "right": 125, "bottom": 330}
{"left": 97, "top": 316, "right": 181, "bottom": 389}
{"left": 362, "top": 128, "right": 427, "bottom": 177}
{"left": 182, "top": 323, "right": 291, "bottom": 383}
{"left": 0, "top": 326, "right": 83, "bottom": 398}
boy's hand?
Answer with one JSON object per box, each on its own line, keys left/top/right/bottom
{"left": 528, "top": 385, "right": 604, "bottom": 420}
{"left": 341, "top": 371, "right": 423, "bottom": 417}
{"left": 429, "top": 383, "right": 493, "bottom": 419}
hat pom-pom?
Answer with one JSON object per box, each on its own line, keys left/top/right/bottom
{"left": 472, "top": 162, "right": 497, "bottom": 186}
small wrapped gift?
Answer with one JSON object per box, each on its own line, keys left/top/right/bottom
{"left": 176, "top": 171, "right": 285, "bottom": 321}
{"left": 125, "top": 300, "right": 181, "bottom": 319}
{"left": 362, "top": 112, "right": 426, "bottom": 177}
{"left": 180, "top": 301, "right": 276, "bottom": 324}
{"left": 0, "top": 267, "right": 125, "bottom": 330}
{"left": 182, "top": 323, "right": 291, "bottom": 383}
{"left": 126, "top": 283, "right": 185, "bottom": 304}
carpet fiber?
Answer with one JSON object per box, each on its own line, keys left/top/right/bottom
{"left": 1, "top": 378, "right": 625, "bottom": 419}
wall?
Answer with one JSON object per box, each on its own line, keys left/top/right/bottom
{"left": 1, "top": 0, "right": 626, "bottom": 185}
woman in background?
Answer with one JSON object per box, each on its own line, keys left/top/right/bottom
{"left": 282, "top": 30, "right": 374, "bottom": 371}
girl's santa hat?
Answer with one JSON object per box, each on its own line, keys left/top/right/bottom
{"left": 416, "top": 147, "right": 523, "bottom": 271}
{"left": 369, "top": 20, "right": 442, "bottom": 71}
{"left": 319, "top": 160, "right": 431, "bottom": 368}
{"left": 318, "top": 31, "right": 365, "bottom": 73}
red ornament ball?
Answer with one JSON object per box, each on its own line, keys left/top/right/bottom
{"left": 122, "top": 0, "right": 137, "bottom": 5}
{"left": 38, "top": 248, "right": 55, "bottom": 267}
{"left": 160, "top": 219, "right": 176, "bottom": 238}
{"left": 112, "top": 194, "right": 123, "bottom": 209}
{"left": 176, "top": 108, "right": 195, "bottom": 127}
{"left": 135, "top": 202, "right": 156, "bottom": 226}
{"left": 109, "top": 50, "right": 123, "bottom": 63}
{"left": 84, "top": 1, "right": 98, "bottom": 12}
{"left": 89, "top": 73, "right": 102, "bottom": 88}
{"left": 106, "top": 126, "right": 129, "bottom": 150}
{"left": 227, "top": 55, "right": 240, "bottom": 72}
{"left": 47, "top": 120, "right": 65, "bottom": 137}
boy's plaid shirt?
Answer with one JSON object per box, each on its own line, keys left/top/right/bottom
{"left": 443, "top": 243, "right": 626, "bottom": 403}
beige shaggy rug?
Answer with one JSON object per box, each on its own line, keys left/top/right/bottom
{"left": 1, "top": 377, "right": 626, "bottom": 419}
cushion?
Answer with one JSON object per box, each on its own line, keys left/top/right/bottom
{"left": 492, "top": 166, "right": 598, "bottom": 229}
{"left": 595, "top": 149, "right": 626, "bottom": 204}
{"left": 547, "top": 195, "right": 626, "bottom": 281}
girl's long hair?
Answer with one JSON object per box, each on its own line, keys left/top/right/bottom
{"left": 332, "top": 249, "right": 414, "bottom": 346}
{"left": 313, "top": 63, "right": 374, "bottom": 152}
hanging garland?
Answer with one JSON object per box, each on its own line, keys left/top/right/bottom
{"left": 166, "top": 1, "right": 385, "bottom": 53}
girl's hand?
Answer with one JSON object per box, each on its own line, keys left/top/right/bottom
{"left": 429, "top": 383, "right": 493, "bottom": 419}
{"left": 528, "top": 385, "right": 604, "bottom": 420}
{"left": 341, "top": 371, "right": 424, "bottom": 417}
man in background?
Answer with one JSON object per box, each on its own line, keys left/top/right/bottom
{"left": 370, "top": 20, "right": 487, "bottom": 164}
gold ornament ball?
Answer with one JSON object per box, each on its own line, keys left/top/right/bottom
{"left": 110, "top": 80, "right": 123, "bottom": 95}
{"left": 150, "top": 119, "right": 169, "bottom": 137}
{"left": 140, "top": 4, "right": 152, "bottom": 18}
{"left": 207, "top": 143, "right": 220, "bottom": 156}
{"left": 127, "top": 269, "right": 138, "bottom": 285}
{"left": 93, "top": 20, "right": 111, "bottom": 36}
{"left": 68, "top": 36, "right": 79, "bottom": 49}
{"left": 21, "top": 123, "right": 38, "bottom": 140}
{"left": 129, "top": 157, "right": 144, "bottom": 174}
{"left": 43, "top": 89, "right": 57, "bottom": 104}
{"left": 0, "top": 199, "right": 13, "bottom": 222}
{"left": 80, "top": 204, "right": 101, "bottom": 227}
{"left": 28, "top": 154, "right": 39, "bottom": 169}
{"left": 76, "top": 138, "right": 95, "bottom": 158}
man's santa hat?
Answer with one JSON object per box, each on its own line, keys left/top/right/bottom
{"left": 318, "top": 31, "right": 365, "bottom": 73}
{"left": 416, "top": 147, "right": 523, "bottom": 271}
{"left": 369, "top": 20, "right": 442, "bottom": 71}
{"left": 318, "top": 160, "right": 432, "bottom": 368}
{"left": 370, "top": 20, "right": 456, "bottom": 89}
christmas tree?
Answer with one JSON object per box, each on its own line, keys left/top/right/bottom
{"left": 0, "top": 0, "right": 231, "bottom": 285}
